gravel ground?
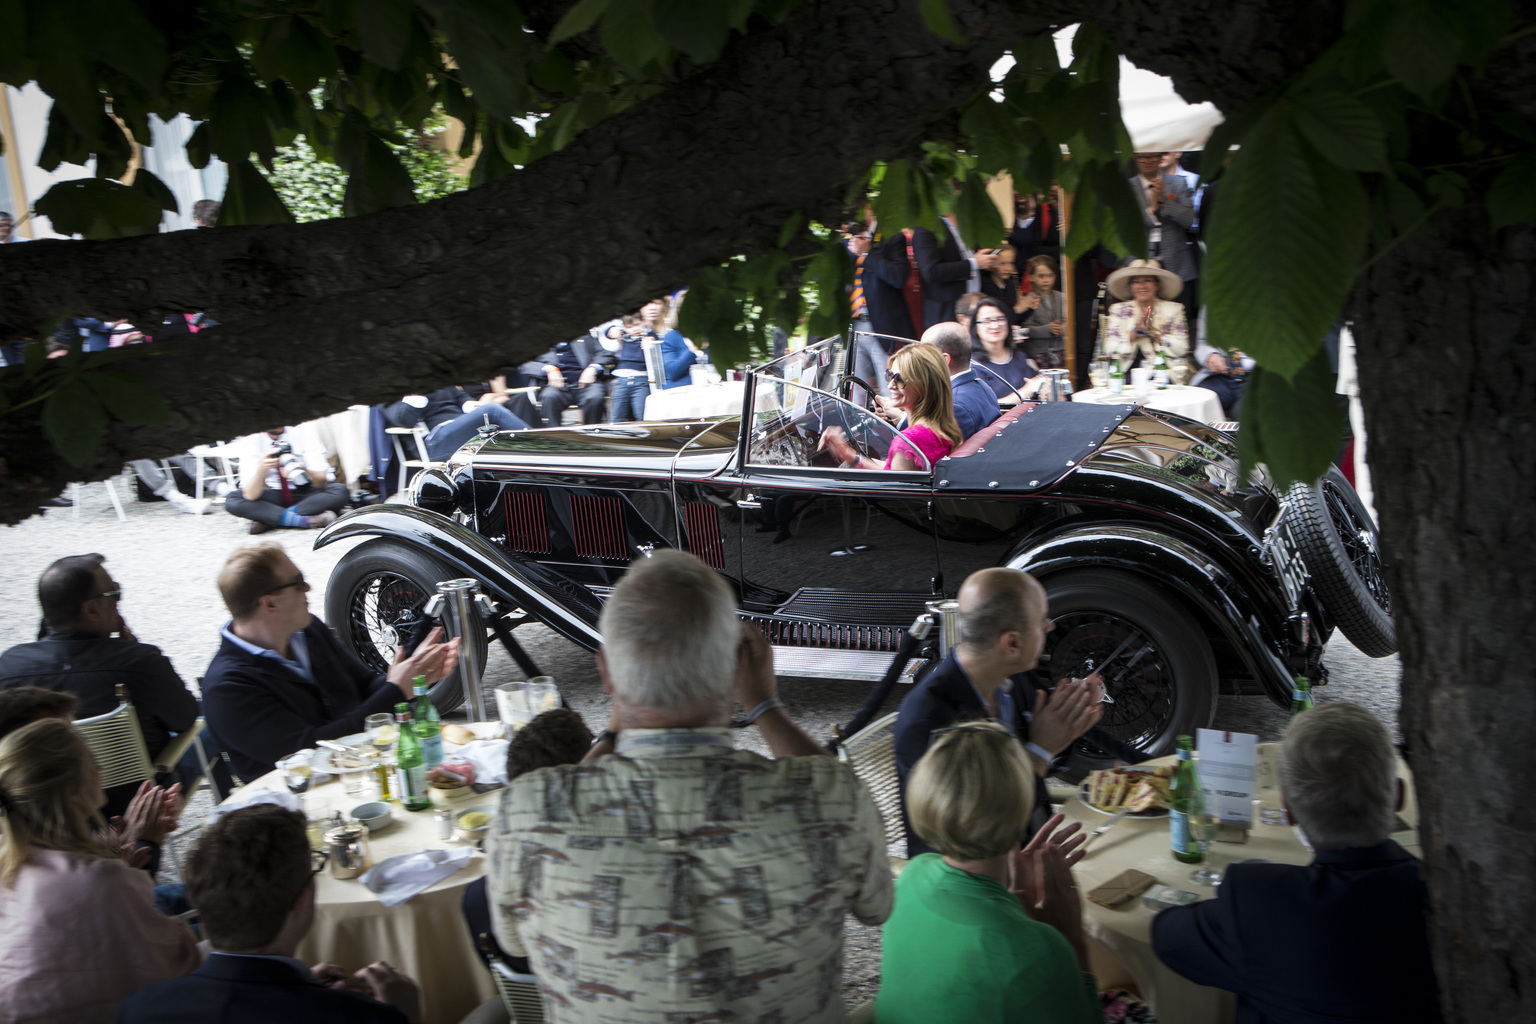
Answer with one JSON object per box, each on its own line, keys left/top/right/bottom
{"left": 0, "top": 479, "right": 1405, "bottom": 1011}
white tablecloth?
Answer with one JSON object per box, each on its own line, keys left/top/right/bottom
{"left": 1073, "top": 384, "right": 1226, "bottom": 425}
{"left": 232, "top": 771, "right": 497, "bottom": 1024}
{"left": 1062, "top": 747, "right": 1420, "bottom": 1023}
{"left": 643, "top": 380, "right": 747, "bottom": 420}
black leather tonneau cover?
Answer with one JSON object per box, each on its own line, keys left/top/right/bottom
{"left": 933, "top": 401, "right": 1137, "bottom": 493}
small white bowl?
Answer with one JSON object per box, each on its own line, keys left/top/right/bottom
{"left": 350, "top": 801, "right": 393, "bottom": 831}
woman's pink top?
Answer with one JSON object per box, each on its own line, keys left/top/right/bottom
{"left": 885, "top": 423, "right": 955, "bottom": 470}
{"left": 0, "top": 848, "right": 200, "bottom": 1022}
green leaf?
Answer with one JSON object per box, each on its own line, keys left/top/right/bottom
{"left": 29, "top": 4, "right": 102, "bottom": 135}
{"left": 961, "top": 97, "right": 1021, "bottom": 178}
{"left": 220, "top": 159, "right": 296, "bottom": 226}
{"left": 600, "top": 0, "right": 668, "bottom": 76}
{"left": 43, "top": 379, "right": 108, "bottom": 467}
{"left": 0, "top": 0, "right": 28, "bottom": 82}
{"left": 342, "top": 134, "right": 416, "bottom": 216}
{"left": 805, "top": 241, "right": 851, "bottom": 338}
{"left": 1205, "top": 109, "right": 1369, "bottom": 379}
{"left": 37, "top": 102, "right": 93, "bottom": 172}
{"left": 186, "top": 122, "right": 212, "bottom": 169}
{"left": 253, "top": 15, "right": 339, "bottom": 94}
{"left": 93, "top": 0, "right": 168, "bottom": 94}
{"left": 354, "top": 0, "right": 417, "bottom": 70}
{"left": 1381, "top": 1, "right": 1459, "bottom": 100}
{"left": 656, "top": 0, "right": 732, "bottom": 63}
{"left": 870, "top": 159, "right": 916, "bottom": 234}
{"left": 953, "top": 169, "right": 1006, "bottom": 251}
{"left": 82, "top": 371, "right": 170, "bottom": 424}
{"left": 1196, "top": 94, "right": 1275, "bottom": 188}
{"left": 207, "top": 78, "right": 278, "bottom": 168}
{"left": 1288, "top": 88, "right": 1388, "bottom": 172}
{"left": 1425, "top": 170, "right": 1465, "bottom": 209}
{"left": 917, "top": 0, "right": 964, "bottom": 44}
{"left": 1236, "top": 346, "right": 1346, "bottom": 489}
{"left": 776, "top": 211, "right": 805, "bottom": 249}
{"left": 35, "top": 177, "right": 164, "bottom": 238}
{"left": 1097, "top": 160, "right": 1149, "bottom": 260}
{"left": 128, "top": 167, "right": 179, "bottom": 213}
{"left": 550, "top": 0, "right": 611, "bottom": 43}
{"left": 1487, "top": 153, "right": 1536, "bottom": 230}
{"left": 429, "top": 2, "right": 529, "bottom": 120}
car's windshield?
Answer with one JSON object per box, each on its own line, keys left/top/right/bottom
{"left": 753, "top": 335, "right": 846, "bottom": 391}
{"left": 745, "top": 372, "right": 929, "bottom": 473}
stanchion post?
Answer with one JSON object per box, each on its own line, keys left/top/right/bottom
{"left": 429, "top": 578, "right": 493, "bottom": 723}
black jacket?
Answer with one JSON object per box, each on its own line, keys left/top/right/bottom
{"left": 201, "top": 616, "right": 402, "bottom": 782}
{"left": 115, "top": 953, "right": 409, "bottom": 1024}
{"left": 861, "top": 235, "right": 919, "bottom": 349}
{"left": 0, "top": 629, "right": 198, "bottom": 756}
{"left": 911, "top": 225, "right": 972, "bottom": 331}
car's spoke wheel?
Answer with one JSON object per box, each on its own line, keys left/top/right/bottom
{"left": 325, "top": 539, "right": 491, "bottom": 714}
{"left": 1040, "top": 570, "right": 1217, "bottom": 775}
{"left": 1285, "top": 466, "right": 1396, "bottom": 657}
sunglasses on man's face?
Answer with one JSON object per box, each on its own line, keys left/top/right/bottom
{"left": 264, "top": 575, "right": 311, "bottom": 597}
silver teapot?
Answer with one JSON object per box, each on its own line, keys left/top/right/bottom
{"left": 1039, "top": 368, "right": 1074, "bottom": 402}
{"left": 323, "top": 817, "right": 371, "bottom": 879}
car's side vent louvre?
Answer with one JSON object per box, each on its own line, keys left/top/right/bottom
{"left": 682, "top": 501, "right": 725, "bottom": 570}
{"left": 503, "top": 490, "right": 550, "bottom": 555}
{"left": 569, "top": 494, "right": 627, "bottom": 560}
{"left": 741, "top": 615, "right": 905, "bottom": 653}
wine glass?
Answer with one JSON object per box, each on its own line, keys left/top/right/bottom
{"left": 1189, "top": 803, "right": 1222, "bottom": 886}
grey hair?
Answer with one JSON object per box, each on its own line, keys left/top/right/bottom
{"left": 598, "top": 550, "right": 739, "bottom": 713}
{"left": 1279, "top": 703, "right": 1396, "bottom": 850}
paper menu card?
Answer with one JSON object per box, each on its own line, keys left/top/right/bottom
{"left": 1196, "top": 728, "right": 1257, "bottom": 823}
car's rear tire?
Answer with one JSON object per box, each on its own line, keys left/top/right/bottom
{"left": 1285, "top": 466, "right": 1396, "bottom": 658}
{"left": 325, "top": 539, "right": 489, "bottom": 715}
{"left": 1040, "top": 570, "right": 1217, "bottom": 775}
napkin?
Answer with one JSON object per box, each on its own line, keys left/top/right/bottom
{"left": 359, "top": 847, "right": 476, "bottom": 906}
{"left": 445, "top": 739, "right": 510, "bottom": 786}
{"left": 212, "top": 785, "right": 302, "bottom": 819}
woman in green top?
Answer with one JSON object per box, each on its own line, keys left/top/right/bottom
{"left": 875, "top": 722, "right": 1101, "bottom": 1023}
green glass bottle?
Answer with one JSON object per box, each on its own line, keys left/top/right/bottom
{"left": 1152, "top": 347, "right": 1169, "bottom": 388}
{"left": 412, "top": 676, "right": 443, "bottom": 770}
{"left": 1108, "top": 356, "right": 1125, "bottom": 395}
{"left": 1290, "top": 676, "right": 1315, "bottom": 718}
{"left": 393, "top": 703, "right": 430, "bottom": 811}
{"left": 1168, "top": 734, "right": 1203, "bottom": 863}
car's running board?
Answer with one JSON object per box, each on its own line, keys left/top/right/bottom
{"left": 770, "top": 645, "right": 926, "bottom": 684}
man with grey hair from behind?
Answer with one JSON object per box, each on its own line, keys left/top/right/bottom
{"left": 1152, "top": 703, "right": 1445, "bottom": 1023}
{"left": 485, "top": 550, "right": 892, "bottom": 1023}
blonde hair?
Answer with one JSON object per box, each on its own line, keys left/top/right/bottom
{"left": 217, "top": 542, "right": 288, "bottom": 621}
{"left": 888, "top": 344, "right": 961, "bottom": 447}
{"left": 907, "top": 721, "right": 1035, "bottom": 860}
{"left": 0, "top": 719, "right": 115, "bottom": 886}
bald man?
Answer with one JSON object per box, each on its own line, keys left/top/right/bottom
{"left": 893, "top": 568, "right": 1104, "bottom": 856}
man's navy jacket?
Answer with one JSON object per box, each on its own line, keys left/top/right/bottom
{"left": 202, "top": 615, "right": 401, "bottom": 782}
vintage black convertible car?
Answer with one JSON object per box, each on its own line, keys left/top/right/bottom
{"left": 316, "top": 337, "right": 1393, "bottom": 761}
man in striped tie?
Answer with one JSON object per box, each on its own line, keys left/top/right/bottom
{"left": 845, "top": 221, "right": 886, "bottom": 399}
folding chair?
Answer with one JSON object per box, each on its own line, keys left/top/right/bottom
{"left": 489, "top": 961, "right": 546, "bottom": 1023}
{"left": 837, "top": 711, "right": 909, "bottom": 873}
{"left": 385, "top": 424, "right": 442, "bottom": 495}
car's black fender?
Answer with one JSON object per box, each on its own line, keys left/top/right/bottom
{"left": 1009, "top": 524, "right": 1296, "bottom": 707}
{"left": 315, "top": 505, "right": 604, "bottom": 650}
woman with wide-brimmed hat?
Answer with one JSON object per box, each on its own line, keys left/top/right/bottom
{"left": 1103, "top": 258, "right": 1193, "bottom": 384}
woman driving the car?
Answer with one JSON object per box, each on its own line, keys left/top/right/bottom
{"left": 820, "top": 344, "right": 961, "bottom": 472}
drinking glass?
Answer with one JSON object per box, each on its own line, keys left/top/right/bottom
{"left": 1189, "top": 804, "right": 1222, "bottom": 886}
{"left": 278, "top": 755, "right": 312, "bottom": 796}
{"left": 366, "top": 712, "right": 396, "bottom": 754}
{"left": 496, "top": 681, "right": 529, "bottom": 731}
{"left": 528, "top": 676, "right": 560, "bottom": 715}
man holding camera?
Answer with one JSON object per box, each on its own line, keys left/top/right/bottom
{"left": 225, "top": 426, "right": 349, "bottom": 535}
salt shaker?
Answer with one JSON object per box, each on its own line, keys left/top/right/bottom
{"left": 435, "top": 808, "right": 454, "bottom": 842}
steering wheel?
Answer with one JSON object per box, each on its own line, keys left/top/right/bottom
{"left": 836, "top": 373, "right": 879, "bottom": 413}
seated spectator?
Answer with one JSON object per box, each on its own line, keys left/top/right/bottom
{"left": 226, "top": 425, "right": 350, "bottom": 535}
{"left": 969, "top": 295, "right": 1041, "bottom": 405}
{"left": 1018, "top": 255, "right": 1067, "bottom": 368}
{"left": 116, "top": 804, "right": 420, "bottom": 1023}
{"left": 486, "top": 551, "right": 891, "bottom": 1022}
{"left": 894, "top": 568, "right": 1108, "bottom": 856}
{"left": 0, "top": 684, "right": 79, "bottom": 739}
{"left": 1190, "top": 307, "right": 1250, "bottom": 419}
{"left": 918, "top": 321, "right": 1002, "bottom": 439}
{"left": 388, "top": 377, "right": 532, "bottom": 461}
{"left": 876, "top": 723, "right": 1099, "bottom": 1024}
{"left": 1103, "top": 259, "right": 1192, "bottom": 383}
{"left": 0, "top": 719, "right": 199, "bottom": 1022}
{"left": 1152, "top": 703, "right": 1445, "bottom": 1022}
{"left": 0, "top": 553, "right": 203, "bottom": 817}
{"left": 519, "top": 340, "right": 608, "bottom": 426}
{"left": 129, "top": 454, "right": 218, "bottom": 515}
{"left": 820, "top": 343, "right": 961, "bottom": 471}
{"left": 462, "top": 708, "right": 594, "bottom": 976}
{"left": 202, "top": 543, "right": 460, "bottom": 783}
{"left": 192, "top": 199, "right": 220, "bottom": 228}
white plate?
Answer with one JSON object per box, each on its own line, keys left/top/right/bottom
{"left": 1077, "top": 779, "right": 1170, "bottom": 820}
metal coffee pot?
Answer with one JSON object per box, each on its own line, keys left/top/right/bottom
{"left": 323, "top": 817, "right": 371, "bottom": 879}
{"left": 1039, "top": 368, "right": 1074, "bottom": 402}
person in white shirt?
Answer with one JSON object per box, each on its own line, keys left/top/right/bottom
{"left": 224, "top": 425, "right": 348, "bottom": 535}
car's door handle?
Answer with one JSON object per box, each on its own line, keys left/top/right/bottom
{"left": 736, "top": 494, "right": 763, "bottom": 509}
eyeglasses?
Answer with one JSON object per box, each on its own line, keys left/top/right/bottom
{"left": 974, "top": 317, "right": 1009, "bottom": 327}
{"left": 88, "top": 587, "right": 122, "bottom": 603}
{"left": 264, "top": 575, "right": 310, "bottom": 596}
{"left": 289, "top": 847, "right": 329, "bottom": 904}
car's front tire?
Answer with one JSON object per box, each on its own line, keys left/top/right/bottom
{"left": 325, "top": 538, "right": 489, "bottom": 715}
{"left": 1039, "top": 570, "right": 1218, "bottom": 775}
{"left": 1285, "top": 466, "right": 1396, "bottom": 658}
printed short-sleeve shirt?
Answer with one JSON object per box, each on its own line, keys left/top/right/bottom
{"left": 485, "top": 728, "right": 894, "bottom": 1023}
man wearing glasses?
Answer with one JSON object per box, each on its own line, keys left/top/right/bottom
{"left": 0, "top": 553, "right": 200, "bottom": 816}
{"left": 202, "top": 543, "right": 460, "bottom": 782}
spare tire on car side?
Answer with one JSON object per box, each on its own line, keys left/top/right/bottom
{"left": 1285, "top": 466, "right": 1396, "bottom": 658}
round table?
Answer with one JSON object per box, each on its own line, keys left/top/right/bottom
{"left": 1060, "top": 746, "right": 1421, "bottom": 1024}
{"left": 643, "top": 380, "right": 746, "bottom": 420}
{"left": 1073, "top": 384, "right": 1227, "bottom": 425}
{"left": 233, "top": 771, "right": 498, "bottom": 1024}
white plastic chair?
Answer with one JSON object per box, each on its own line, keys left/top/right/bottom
{"left": 73, "top": 684, "right": 213, "bottom": 801}
{"left": 837, "top": 711, "right": 908, "bottom": 870}
{"left": 385, "top": 424, "right": 442, "bottom": 495}
{"left": 489, "top": 961, "right": 546, "bottom": 1023}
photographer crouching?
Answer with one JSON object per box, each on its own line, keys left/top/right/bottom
{"left": 225, "top": 426, "right": 350, "bottom": 535}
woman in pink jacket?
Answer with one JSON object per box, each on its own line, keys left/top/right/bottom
{"left": 0, "top": 719, "right": 199, "bottom": 1023}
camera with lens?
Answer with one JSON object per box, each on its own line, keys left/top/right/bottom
{"left": 271, "top": 440, "right": 311, "bottom": 488}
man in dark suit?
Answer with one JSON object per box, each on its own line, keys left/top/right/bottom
{"left": 893, "top": 568, "right": 1106, "bottom": 856}
{"left": 1152, "top": 703, "right": 1445, "bottom": 1023}
{"left": 1130, "top": 152, "right": 1198, "bottom": 321}
{"left": 919, "top": 322, "right": 1001, "bottom": 440}
{"left": 912, "top": 214, "right": 1002, "bottom": 330}
{"left": 201, "top": 543, "right": 460, "bottom": 782}
{"left": 116, "top": 805, "right": 420, "bottom": 1023}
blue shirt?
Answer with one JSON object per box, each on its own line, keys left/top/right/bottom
{"left": 219, "top": 622, "right": 315, "bottom": 686}
{"left": 950, "top": 368, "right": 1003, "bottom": 440}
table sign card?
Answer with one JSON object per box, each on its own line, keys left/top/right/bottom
{"left": 1196, "top": 728, "right": 1258, "bottom": 823}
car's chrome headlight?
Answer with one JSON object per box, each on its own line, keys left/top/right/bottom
{"left": 406, "top": 468, "right": 458, "bottom": 516}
